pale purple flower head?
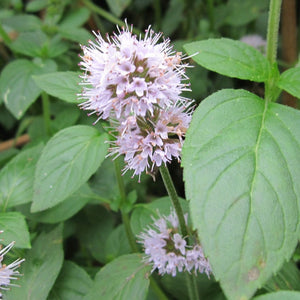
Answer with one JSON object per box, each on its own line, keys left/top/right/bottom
{"left": 0, "top": 235, "right": 25, "bottom": 298}
{"left": 138, "top": 209, "right": 211, "bottom": 277}
{"left": 78, "top": 22, "right": 191, "bottom": 122}
{"left": 108, "top": 104, "right": 192, "bottom": 181}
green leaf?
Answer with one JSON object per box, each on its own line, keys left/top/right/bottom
{"left": 10, "top": 31, "right": 68, "bottom": 58}
{"left": 182, "top": 89, "right": 300, "bottom": 299}
{"left": 32, "top": 125, "right": 108, "bottom": 212}
{"left": 106, "top": 0, "right": 131, "bottom": 17}
{"left": 104, "top": 225, "right": 131, "bottom": 262}
{"left": 7, "top": 225, "right": 64, "bottom": 300}
{"left": 33, "top": 71, "right": 81, "bottom": 103}
{"left": 130, "top": 196, "right": 189, "bottom": 237}
{"left": 0, "top": 144, "right": 44, "bottom": 209}
{"left": 0, "top": 212, "right": 31, "bottom": 248}
{"left": 0, "top": 59, "right": 57, "bottom": 119}
{"left": 2, "top": 14, "right": 42, "bottom": 31}
{"left": 161, "top": 0, "right": 184, "bottom": 36}
{"left": 19, "top": 184, "right": 91, "bottom": 224}
{"left": 26, "top": 0, "right": 48, "bottom": 12}
{"left": 58, "top": 27, "right": 92, "bottom": 43}
{"left": 84, "top": 254, "right": 151, "bottom": 300}
{"left": 277, "top": 67, "right": 300, "bottom": 99}
{"left": 264, "top": 260, "right": 300, "bottom": 292}
{"left": 184, "top": 38, "right": 271, "bottom": 82}
{"left": 10, "top": 30, "right": 48, "bottom": 57}
{"left": 59, "top": 7, "right": 90, "bottom": 28}
{"left": 253, "top": 291, "right": 300, "bottom": 300}
{"left": 48, "top": 261, "right": 93, "bottom": 300}
{"left": 76, "top": 205, "right": 115, "bottom": 264}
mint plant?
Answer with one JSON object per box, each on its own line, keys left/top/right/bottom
{"left": 0, "top": 0, "right": 299, "bottom": 299}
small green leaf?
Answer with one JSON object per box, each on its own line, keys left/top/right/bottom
{"left": 33, "top": 71, "right": 81, "bottom": 103}
{"left": 32, "top": 126, "right": 108, "bottom": 212}
{"left": 58, "top": 27, "right": 92, "bottom": 43}
{"left": 2, "top": 14, "right": 42, "bottom": 31}
{"left": 105, "top": 225, "right": 131, "bottom": 262}
{"left": 0, "top": 59, "right": 57, "bottom": 119}
{"left": 184, "top": 38, "right": 271, "bottom": 82}
{"left": 0, "top": 144, "right": 44, "bottom": 209}
{"left": 10, "top": 31, "right": 68, "bottom": 58}
{"left": 59, "top": 7, "right": 90, "bottom": 28}
{"left": 19, "top": 184, "right": 91, "bottom": 224}
{"left": 182, "top": 89, "right": 300, "bottom": 299}
{"left": 26, "top": 0, "right": 48, "bottom": 12}
{"left": 48, "top": 261, "right": 93, "bottom": 300}
{"left": 76, "top": 205, "right": 115, "bottom": 264}
{"left": 7, "top": 225, "right": 64, "bottom": 300}
{"left": 277, "top": 67, "right": 300, "bottom": 99}
{"left": 84, "top": 254, "right": 151, "bottom": 300}
{"left": 10, "top": 30, "right": 48, "bottom": 57}
{"left": 253, "top": 291, "right": 300, "bottom": 300}
{"left": 106, "top": 0, "right": 131, "bottom": 17}
{"left": 0, "top": 212, "right": 31, "bottom": 248}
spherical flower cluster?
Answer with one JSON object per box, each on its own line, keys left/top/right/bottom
{"left": 79, "top": 23, "right": 190, "bottom": 120}
{"left": 138, "top": 209, "right": 211, "bottom": 277}
{"left": 0, "top": 234, "right": 24, "bottom": 297}
{"left": 79, "top": 22, "right": 193, "bottom": 179}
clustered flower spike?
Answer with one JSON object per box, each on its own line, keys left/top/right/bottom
{"left": 138, "top": 209, "right": 212, "bottom": 277}
{"left": 0, "top": 232, "right": 24, "bottom": 298}
{"left": 79, "top": 21, "right": 193, "bottom": 180}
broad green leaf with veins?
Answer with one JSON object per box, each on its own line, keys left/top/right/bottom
{"left": 182, "top": 89, "right": 300, "bottom": 300}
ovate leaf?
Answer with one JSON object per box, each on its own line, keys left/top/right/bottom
{"left": 0, "top": 212, "right": 31, "bottom": 248}
{"left": 19, "top": 184, "right": 91, "bottom": 224}
{"left": 0, "top": 144, "right": 44, "bottom": 209}
{"left": 277, "top": 67, "right": 300, "bottom": 99}
{"left": 182, "top": 89, "right": 300, "bottom": 299}
{"left": 48, "top": 261, "right": 93, "bottom": 300}
{"left": 0, "top": 59, "right": 57, "bottom": 119}
{"left": 84, "top": 254, "right": 151, "bottom": 300}
{"left": 32, "top": 125, "right": 108, "bottom": 212}
{"left": 33, "top": 71, "right": 81, "bottom": 103}
{"left": 184, "top": 38, "right": 271, "bottom": 82}
{"left": 7, "top": 225, "right": 64, "bottom": 300}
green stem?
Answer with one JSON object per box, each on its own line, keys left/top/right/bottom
{"left": 159, "top": 164, "right": 188, "bottom": 237}
{"left": 265, "top": 0, "right": 282, "bottom": 101}
{"left": 266, "top": 0, "right": 282, "bottom": 65}
{"left": 113, "top": 158, "right": 138, "bottom": 252}
{"left": 41, "top": 92, "right": 51, "bottom": 136}
{"left": 83, "top": 0, "right": 141, "bottom": 35}
{"left": 159, "top": 164, "right": 199, "bottom": 300}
